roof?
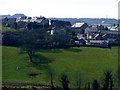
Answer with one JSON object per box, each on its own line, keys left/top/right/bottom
{"left": 72, "top": 22, "right": 85, "bottom": 27}
{"left": 51, "top": 20, "right": 71, "bottom": 27}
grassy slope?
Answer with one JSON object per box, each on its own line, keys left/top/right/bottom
{"left": 2, "top": 26, "right": 15, "bottom": 32}
{"left": 2, "top": 46, "right": 118, "bottom": 87}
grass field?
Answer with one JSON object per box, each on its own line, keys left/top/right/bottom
{"left": 2, "top": 46, "right": 118, "bottom": 87}
{"left": 2, "top": 26, "right": 15, "bottom": 32}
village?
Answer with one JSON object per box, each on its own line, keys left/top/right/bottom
{"left": 14, "top": 16, "right": 120, "bottom": 48}
{"left": 1, "top": 15, "right": 120, "bottom": 48}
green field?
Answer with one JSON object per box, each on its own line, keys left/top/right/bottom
{"left": 2, "top": 46, "right": 118, "bottom": 87}
{"left": 2, "top": 26, "right": 15, "bottom": 32}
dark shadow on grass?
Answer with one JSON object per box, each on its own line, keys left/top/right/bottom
{"left": 64, "top": 47, "right": 82, "bottom": 52}
{"left": 30, "top": 54, "right": 53, "bottom": 70}
{"left": 33, "top": 54, "right": 53, "bottom": 64}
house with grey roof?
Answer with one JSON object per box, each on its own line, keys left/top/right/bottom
{"left": 71, "top": 22, "right": 88, "bottom": 40}
{"left": 72, "top": 22, "right": 88, "bottom": 34}
{"left": 50, "top": 20, "right": 71, "bottom": 35}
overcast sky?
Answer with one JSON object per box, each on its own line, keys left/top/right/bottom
{"left": 0, "top": 0, "right": 119, "bottom": 19}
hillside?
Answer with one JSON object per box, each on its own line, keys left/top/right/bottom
{"left": 2, "top": 46, "right": 118, "bottom": 87}
{"left": 0, "top": 14, "right": 26, "bottom": 19}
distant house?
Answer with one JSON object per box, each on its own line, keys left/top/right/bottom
{"left": 72, "top": 22, "right": 88, "bottom": 34}
{"left": 50, "top": 20, "right": 71, "bottom": 35}
{"left": 50, "top": 20, "right": 71, "bottom": 28}
{"left": 85, "top": 25, "right": 120, "bottom": 45}
{"left": 101, "top": 30, "right": 120, "bottom": 45}
{"left": 51, "top": 27, "right": 66, "bottom": 35}
{"left": 110, "top": 25, "right": 119, "bottom": 31}
{"left": 85, "top": 24, "right": 112, "bottom": 40}
{"left": 16, "top": 16, "right": 49, "bottom": 25}
{"left": 85, "top": 26, "right": 98, "bottom": 34}
{"left": 16, "top": 16, "right": 49, "bottom": 30}
{"left": 16, "top": 16, "right": 28, "bottom": 22}
{"left": 71, "top": 22, "right": 88, "bottom": 40}
{"left": 2, "top": 18, "right": 16, "bottom": 27}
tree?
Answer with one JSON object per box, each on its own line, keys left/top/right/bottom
{"left": 20, "top": 29, "right": 47, "bottom": 62}
{"left": 92, "top": 80, "right": 100, "bottom": 90}
{"left": 17, "top": 21, "right": 27, "bottom": 29}
{"left": 27, "top": 22, "right": 33, "bottom": 30}
{"left": 50, "top": 72, "right": 55, "bottom": 90}
{"left": 110, "top": 78, "right": 114, "bottom": 90}
{"left": 3, "top": 30, "right": 38, "bottom": 62}
{"left": 51, "top": 28, "right": 72, "bottom": 48}
{"left": 13, "top": 22, "right": 18, "bottom": 29}
{"left": 2, "top": 31, "right": 22, "bottom": 47}
{"left": 46, "top": 68, "right": 55, "bottom": 90}
{"left": 20, "top": 30, "right": 38, "bottom": 62}
{"left": 60, "top": 73, "right": 69, "bottom": 90}
{"left": 102, "top": 71, "right": 113, "bottom": 90}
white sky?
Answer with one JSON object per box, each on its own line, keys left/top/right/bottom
{"left": 0, "top": 0, "right": 119, "bottom": 19}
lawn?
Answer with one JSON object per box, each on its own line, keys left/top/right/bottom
{"left": 2, "top": 46, "right": 118, "bottom": 87}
